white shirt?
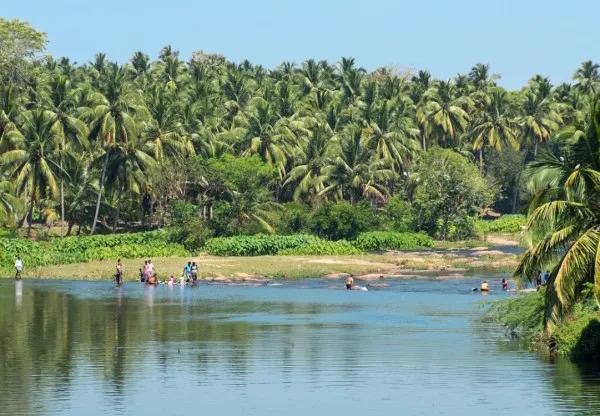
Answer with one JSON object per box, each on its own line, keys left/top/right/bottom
{"left": 15, "top": 259, "right": 23, "bottom": 271}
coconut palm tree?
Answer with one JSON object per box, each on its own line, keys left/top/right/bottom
{"left": 364, "top": 98, "right": 420, "bottom": 172}
{"left": 0, "top": 181, "right": 20, "bottom": 225}
{"left": 143, "top": 84, "right": 191, "bottom": 161}
{"left": 471, "top": 89, "right": 520, "bottom": 170}
{"left": 518, "top": 91, "right": 562, "bottom": 156}
{"left": 321, "top": 124, "right": 393, "bottom": 204}
{"left": 44, "top": 73, "right": 89, "bottom": 234}
{"left": 420, "top": 80, "right": 472, "bottom": 147}
{"left": 283, "top": 122, "right": 333, "bottom": 204}
{"left": 82, "top": 64, "right": 146, "bottom": 234}
{"left": 229, "top": 97, "right": 303, "bottom": 178}
{"left": 1, "top": 109, "right": 61, "bottom": 236}
{"left": 573, "top": 60, "right": 600, "bottom": 97}
{"left": 515, "top": 99, "right": 600, "bottom": 333}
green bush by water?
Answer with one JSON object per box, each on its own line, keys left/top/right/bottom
{"left": 475, "top": 214, "right": 526, "bottom": 234}
{"left": 204, "top": 234, "right": 320, "bottom": 256}
{"left": 279, "top": 240, "right": 361, "bottom": 255}
{"left": 353, "top": 231, "right": 434, "bottom": 251}
{"left": 0, "top": 231, "right": 187, "bottom": 268}
{"left": 484, "top": 291, "right": 600, "bottom": 361}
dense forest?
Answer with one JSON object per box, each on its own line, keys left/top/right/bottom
{"left": 0, "top": 18, "right": 598, "bottom": 243}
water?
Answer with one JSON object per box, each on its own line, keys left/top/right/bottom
{"left": 1, "top": 278, "right": 599, "bottom": 415}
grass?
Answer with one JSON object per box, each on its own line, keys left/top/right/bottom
{"left": 484, "top": 290, "right": 600, "bottom": 361}
{"left": 10, "top": 254, "right": 400, "bottom": 281}
{"left": 0, "top": 231, "right": 522, "bottom": 280}
{"left": 0, "top": 246, "right": 521, "bottom": 281}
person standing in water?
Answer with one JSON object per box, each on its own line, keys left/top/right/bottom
{"left": 148, "top": 259, "right": 155, "bottom": 277}
{"left": 191, "top": 262, "right": 198, "bottom": 282}
{"left": 183, "top": 261, "right": 192, "bottom": 282}
{"left": 502, "top": 278, "right": 509, "bottom": 290}
{"left": 14, "top": 257, "right": 23, "bottom": 280}
{"left": 115, "top": 259, "right": 124, "bottom": 285}
{"left": 345, "top": 276, "right": 354, "bottom": 290}
{"left": 480, "top": 280, "right": 489, "bottom": 292}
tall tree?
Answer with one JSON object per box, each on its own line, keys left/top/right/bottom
{"left": 516, "top": 100, "right": 600, "bottom": 332}
{"left": 83, "top": 64, "right": 146, "bottom": 234}
{"left": 1, "top": 109, "right": 61, "bottom": 235}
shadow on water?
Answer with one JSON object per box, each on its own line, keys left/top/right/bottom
{"left": 1, "top": 279, "right": 599, "bottom": 416}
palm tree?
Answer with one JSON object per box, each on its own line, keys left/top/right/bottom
{"left": 82, "top": 64, "right": 146, "bottom": 234}
{"left": 283, "top": 122, "right": 333, "bottom": 204}
{"left": 321, "top": 124, "right": 393, "bottom": 204}
{"left": 1, "top": 109, "right": 61, "bottom": 236}
{"left": 143, "top": 84, "right": 191, "bottom": 161}
{"left": 0, "top": 181, "right": 20, "bottom": 225}
{"left": 420, "top": 80, "right": 472, "bottom": 147}
{"left": 515, "top": 99, "right": 600, "bottom": 333}
{"left": 471, "top": 89, "right": 520, "bottom": 170}
{"left": 518, "top": 91, "right": 562, "bottom": 156}
{"left": 229, "top": 97, "right": 303, "bottom": 178}
{"left": 364, "top": 98, "right": 420, "bottom": 172}
{"left": 102, "top": 134, "right": 156, "bottom": 230}
{"left": 468, "top": 63, "right": 498, "bottom": 91}
{"left": 573, "top": 60, "right": 599, "bottom": 96}
{"left": 44, "top": 73, "right": 89, "bottom": 234}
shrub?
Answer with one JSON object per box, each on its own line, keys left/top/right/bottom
{"left": 554, "top": 301, "right": 600, "bottom": 360}
{"left": 413, "top": 148, "right": 495, "bottom": 240}
{"left": 475, "top": 214, "right": 526, "bottom": 234}
{"left": 275, "top": 202, "right": 312, "bottom": 234}
{"left": 279, "top": 240, "right": 361, "bottom": 255}
{"left": 353, "top": 231, "right": 434, "bottom": 251}
{"left": 204, "top": 234, "right": 319, "bottom": 256}
{"left": 483, "top": 291, "right": 545, "bottom": 339}
{"left": 382, "top": 196, "right": 415, "bottom": 232}
{"left": 0, "top": 231, "right": 188, "bottom": 268}
{"left": 310, "top": 201, "right": 375, "bottom": 240}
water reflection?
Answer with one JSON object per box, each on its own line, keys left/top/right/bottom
{"left": 0, "top": 279, "right": 599, "bottom": 416}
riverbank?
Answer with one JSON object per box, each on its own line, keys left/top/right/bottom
{"left": 3, "top": 242, "right": 520, "bottom": 281}
{"left": 484, "top": 290, "right": 600, "bottom": 362}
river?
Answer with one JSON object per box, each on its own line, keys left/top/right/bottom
{"left": 1, "top": 278, "right": 599, "bottom": 415}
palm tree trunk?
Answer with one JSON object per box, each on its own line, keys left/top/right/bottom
{"left": 112, "top": 203, "right": 120, "bottom": 233}
{"left": 533, "top": 141, "right": 538, "bottom": 157}
{"left": 478, "top": 148, "right": 484, "bottom": 172}
{"left": 27, "top": 180, "right": 37, "bottom": 237}
{"left": 60, "top": 158, "right": 65, "bottom": 236}
{"left": 91, "top": 151, "right": 110, "bottom": 235}
{"left": 422, "top": 136, "right": 426, "bottom": 152}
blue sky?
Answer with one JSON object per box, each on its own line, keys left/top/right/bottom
{"left": 4, "top": 0, "right": 599, "bottom": 89}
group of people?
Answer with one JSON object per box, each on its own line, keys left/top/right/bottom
{"left": 112, "top": 259, "right": 201, "bottom": 286}
{"left": 138, "top": 259, "right": 157, "bottom": 284}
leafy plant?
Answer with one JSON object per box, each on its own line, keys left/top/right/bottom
{"left": 353, "top": 231, "right": 433, "bottom": 251}
{"left": 279, "top": 240, "right": 361, "bottom": 255}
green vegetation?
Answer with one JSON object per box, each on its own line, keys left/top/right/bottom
{"left": 204, "top": 231, "right": 434, "bottom": 256}
{"left": 0, "top": 231, "right": 186, "bottom": 268}
{"left": 515, "top": 100, "right": 600, "bottom": 333}
{"left": 2, "top": 18, "right": 598, "bottom": 248}
{"left": 475, "top": 214, "right": 526, "bottom": 234}
{"left": 204, "top": 234, "right": 318, "bottom": 256}
{"left": 353, "top": 231, "right": 433, "bottom": 251}
{"left": 279, "top": 240, "right": 361, "bottom": 256}
{"left": 485, "top": 291, "right": 600, "bottom": 361}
